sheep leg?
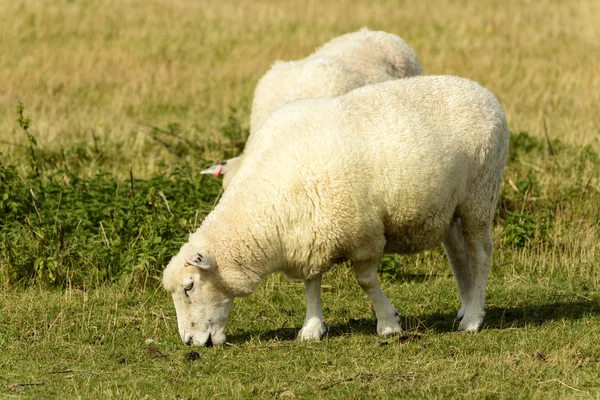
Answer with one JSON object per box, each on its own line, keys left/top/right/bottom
{"left": 459, "top": 229, "right": 492, "bottom": 332}
{"left": 444, "top": 219, "right": 492, "bottom": 332}
{"left": 298, "top": 275, "right": 328, "bottom": 341}
{"left": 442, "top": 218, "right": 471, "bottom": 321}
{"left": 353, "top": 259, "right": 402, "bottom": 336}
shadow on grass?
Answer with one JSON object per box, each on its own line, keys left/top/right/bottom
{"left": 227, "top": 317, "right": 377, "bottom": 344}
{"left": 383, "top": 273, "right": 454, "bottom": 284}
{"left": 420, "top": 298, "right": 600, "bottom": 334}
{"left": 227, "top": 298, "right": 600, "bottom": 344}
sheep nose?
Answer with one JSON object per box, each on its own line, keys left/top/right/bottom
{"left": 184, "top": 335, "right": 192, "bottom": 346}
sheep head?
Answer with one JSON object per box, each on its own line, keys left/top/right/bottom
{"left": 162, "top": 249, "right": 233, "bottom": 346}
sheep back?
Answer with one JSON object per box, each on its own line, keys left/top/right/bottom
{"left": 249, "top": 28, "right": 423, "bottom": 135}
{"left": 213, "top": 75, "right": 508, "bottom": 279}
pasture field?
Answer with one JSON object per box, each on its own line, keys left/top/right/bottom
{"left": 1, "top": 0, "right": 599, "bottom": 398}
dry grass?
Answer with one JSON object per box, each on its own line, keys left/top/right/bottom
{"left": 1, "top": 0, "right": 599, "bottom": 178}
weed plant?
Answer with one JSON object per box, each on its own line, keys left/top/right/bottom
{"left": 1, "top": 105, "right": 222, "bottom": 287}
{"left": 3, "top": 104, "right": 599, "bottom": 291}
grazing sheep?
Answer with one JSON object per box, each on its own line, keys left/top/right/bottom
{"left": 164, "top": 75, "right": 509, "bottom": 346}
{"left": 201, "top": 28, "right": 423, "bottom": 188}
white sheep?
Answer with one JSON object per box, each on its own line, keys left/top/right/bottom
{"left": 163, "top": 75, "right": 509, "bottom": 346}
{"left": 201, "top": 28, "right": 423, "bottom": 188}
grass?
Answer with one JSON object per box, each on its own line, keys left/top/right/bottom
{"left": 3, "top": 270, "right": 600, "bottom": 398}
{"left": 1, "top": 0, "right": 600, "bottom": 398}
{"left": 2, "top": 0, "right": 599, "bottom": 177}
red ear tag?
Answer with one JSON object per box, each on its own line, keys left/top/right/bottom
{"left": 214, "top": 164, "right": 223, "bottom": 177}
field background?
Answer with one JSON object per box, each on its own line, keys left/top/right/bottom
{"left": 1, "top": 0, "right": 600, "bottom": 398}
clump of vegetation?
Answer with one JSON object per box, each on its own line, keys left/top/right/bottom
{"left": 499, "top": 170, "right": 555, "bottom": 248}
{"left": 2, "top": 108, "right": 600, "bottom": 288}
{"left": 498, "top": 131, "right": 599, "bottom": 249}
{"left": 1, "top": 105, "right": 222, "bottom": 288}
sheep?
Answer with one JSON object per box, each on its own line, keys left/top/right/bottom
{"left": 200, "top": 28, "right": 423, "bottom": 189}
{"left": 163, "top": 75, "right": 509, "bottom": 346}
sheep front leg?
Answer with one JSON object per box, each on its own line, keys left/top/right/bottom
{"left": 298, "top": 275, "right": 327, "bottom": 341}
{"left": 353, "top": 259, "right": 402, "bottom": 336}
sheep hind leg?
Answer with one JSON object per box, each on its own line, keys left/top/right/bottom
{"left": 459, "top": 229, "right": 492, "bottom": 332}
{"left": 442, "top": 218, "right": 471, "bottom": 321}
{"left": 298, "top": 275, "right": 328, "bottom": 341}
{"left": 353, "top": 259, "right": 402, "bottom": 337}
{"left": 444, "top": 218, "right": 492, "bottom": 332}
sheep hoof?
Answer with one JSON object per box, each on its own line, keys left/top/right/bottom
{"left": 458, "top": 312, "right": 484, "bottom": 332}
{"left": 298, "top": 320, "right": 327, "bottom": 342}
{"left": 377, "top": 320, "right": 403, "bottom": 337}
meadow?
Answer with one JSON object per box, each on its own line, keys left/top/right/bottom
{"left": 1, "top": 0, "right": 599, "bottom": 398}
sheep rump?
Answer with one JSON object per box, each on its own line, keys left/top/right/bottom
{"left": 164, "top": 75, "right": 509, "bottom": 346}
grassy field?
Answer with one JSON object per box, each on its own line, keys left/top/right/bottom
{"left": 1, "top": 0, "right": 600, "bottom": 398}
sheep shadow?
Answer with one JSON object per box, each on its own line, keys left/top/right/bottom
{"left": 383, "top": 272, "right": 454, "bottom": 284}
{"left": 227, "top": 298, "right": 600, "bottom": 344}
{"left": 227, "top": 317, "right": 377, "bottom": 344}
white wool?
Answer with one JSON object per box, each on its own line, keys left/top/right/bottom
{"left": 164, "top": 75, "right": 509, "bottom": 346}
{"left": 203, "top": 28, "right": 424, "bottom": 188}
{"left": 249, "top": 28, "right": 423, "bottom": 134}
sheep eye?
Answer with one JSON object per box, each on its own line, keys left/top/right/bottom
{"left": 182, "top": 281, "right": 193, "bottom": 295}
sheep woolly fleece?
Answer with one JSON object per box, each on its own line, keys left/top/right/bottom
{"left": 164, "top": 75, "right": 509, "bottom": 346}
{"left": 203, "top": 28, "right": 423, "bottom": 187}
{"left": 249, "top": 28, "right": 423, "bottom": 134}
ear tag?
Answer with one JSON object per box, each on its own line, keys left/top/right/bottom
{"left": 214, "top": 164, "right": 223, "bottom": 177}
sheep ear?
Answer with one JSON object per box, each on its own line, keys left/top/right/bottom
{"left": 184, "top": 251, "right": 214, "bottom": 271}
{"left": 201, "top": 161, "right": 227, "bottom": 177}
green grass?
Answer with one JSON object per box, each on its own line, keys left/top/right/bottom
{"left": 2, "top": 270, "right": 600, "bottom": 398}
{"left": 1, "top": 126, "right": 599, "bottom": 398}
{"left": 2, "top": 0, "right": 600, "bottom": 398}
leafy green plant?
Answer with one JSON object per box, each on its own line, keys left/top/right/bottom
{"left": 1, "top": 105, "right": 223, "bottom": 287}
{"left": 0, "top": 161, "right": 222, "bottom": 287}
{"left": 502, "top": 209, "right": 553, "bottom": 248}
{"left": 16, "top": 102, "right": 39, "bottom": 177}
{"left": 378, "top": 255, "right": 402, "bottom": 280}
{"left": 508, "top": 130, "right": 563, "bottom": 163}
